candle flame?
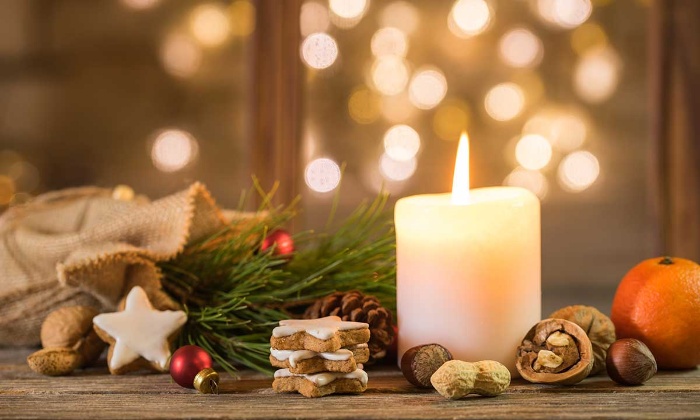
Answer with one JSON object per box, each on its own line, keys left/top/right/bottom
{"left": 451, "top": 131, "right": 470, "bottom": 204}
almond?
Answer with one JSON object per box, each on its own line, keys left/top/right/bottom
{"left": 27, "top": 347, "right": 81, "bottom": 376}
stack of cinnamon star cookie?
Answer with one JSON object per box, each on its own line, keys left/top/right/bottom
{"left": 270, "top": 316, "right": 371, "bottom": 398}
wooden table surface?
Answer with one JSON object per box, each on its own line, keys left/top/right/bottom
{"left": 1, "top": 348, "right": 699, "bottom": 419}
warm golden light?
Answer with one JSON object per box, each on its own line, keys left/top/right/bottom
{"left": 449, "top": 0, "right": 492, "bottom": 38}
{"left": 571, "top": 22, "right": 608, "bottom": 55}
{"left": 379, "top": 1, "right": 420, "bottom": 35}
{"left": 229, "top": 1, "right": 256, "bottom": 37}
{"left": 371, "top": 27, "right": 408, "bottom": 57}
{"left": 0, "top": 175, "right": 15, "bottom": 206}
{"left": 380, "top": 153, "right": 417, "bottom": 181}
{"left": 552, "top": 114, "right": 587, "bottom": 151}
{"left": 504, "top": 167, "right": 549, "bottom": 199}
{"left": 433, "top": 100, "right": 470, "bottom": 141}
{"left": 513, "top": 71, "right": 545, "bottom": 104}
{"left": 372, "top": 56, "right": 409, "bottom": 96}
{"left": 558, "top": 151, "right": 600, "bottom": 191}
{"left": 574, "top": 47, "right": 620, "bottom": 103}
{"left": 301, "top": 32, "right": 339, "bottom": 69}
{"left": 190, "top": 4, "right": 231, "bottom": 47}
{"left": 7, "top": 161, "right": 39, "bottom": 192}
{"left": 408, "top": 68, "right": 447, "bottom": 110}
{"left": 451, "top": 131, "right": 470, "bottom": 205}
{"left": 160, "top": 33, "right": 202, "bottom": 78}
{"left": 536, "top": 0, "right": 592, "bottom": 29}
{"left": 523, "top": 109, "right": 589, "bottom": 152}
{"left": 348, "top": 87, "right": 380, "bottom": 124}
{"left": 515, "top": 134, "right": 552, "bottom": 170}
{"left": 554, "top": 0, "right": 593, "bottom": 28}
{"left": 329, "top": 0, "right": 368, "bottom": 28}
{"left": 300, "top": 1, "right": 330, "bottom": 37}
{"left": 304, "top": 157, "right": 341, "bottom": 193}
{"left": 499, "top": 28, "right": 543, "bottom": 68}
{"left": 485, "top": 83, "right": 525, "bottom": 121}
{"left": 380, "top": 93, "right": 417, "bottom": 122}
{"left": 383, "top": 125, "right": 420, "bottom": 161}
{"left": 120, "top": 0, "right": 160, "bottom": 10}
{"left": 151, "top": 129, "right": 198, "bottom": 173}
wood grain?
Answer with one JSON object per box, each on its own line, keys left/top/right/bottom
{"left": 651, "top": 0, "right": 700, "bottom": 261}
{"left": 250, "top": 0, "right": 303, "bottom": 208}
{"left": 1, "top": 348, "right": 699, "bottom": 419}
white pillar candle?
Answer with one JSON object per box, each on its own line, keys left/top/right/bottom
{"left": 395, "top": 133, "right": 541, "bottom": 375}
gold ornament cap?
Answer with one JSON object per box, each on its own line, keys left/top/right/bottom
{"left": 193, "top": 368, "right": 220, "bottom": 394}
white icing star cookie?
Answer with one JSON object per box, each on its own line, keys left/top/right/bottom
{"left": 273, "top": 316, "right": 369, "bottom": 340}
{"left": 93, "top": 286, "right": 186, "bottom": 374}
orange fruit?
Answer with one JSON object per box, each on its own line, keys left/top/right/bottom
{"left": 611, "top": 256, "right": 700, "bottom": 369}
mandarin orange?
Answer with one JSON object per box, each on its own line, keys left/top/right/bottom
{"left": 611, "top": 256, "right": 700, "bottom": 369}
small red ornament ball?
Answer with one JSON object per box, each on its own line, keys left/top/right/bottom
{"left": 170, "top": 345, "right": 213, "bottom": 389}
{"left": 261, "top": 229, "right": 294, "bottom": 257}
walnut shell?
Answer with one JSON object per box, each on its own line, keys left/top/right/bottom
{"left": 516, "top": 318, "right": 594, "bottom": 385}
{"left": 41, "top": 306, "right": 105, "bottom": 366}
{"left": 549, "top": 305, "right": 616, "bottom": 375}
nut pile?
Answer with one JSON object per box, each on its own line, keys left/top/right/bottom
{"left": 518, "top": 305, "right": 658, "bottom": 387}
{"left": 27, "top": 306, "right": 105, "bottom": 376}
{"left": 401, "top": 343, "right": 510, "bottom": 400}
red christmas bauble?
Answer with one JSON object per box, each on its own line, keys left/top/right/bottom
{"left": 170, "top": 345, "right": 213, "bottom": 389}
{"left": 261, "top": 229, "right": 295, "bottom": 257}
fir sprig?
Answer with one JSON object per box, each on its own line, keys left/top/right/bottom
{"left": 158, "top": 185, "right": 396, "bottom": 375}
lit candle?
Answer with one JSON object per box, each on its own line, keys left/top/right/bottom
{"left": 394, "top": 132, "right": 541, "bottom": 375}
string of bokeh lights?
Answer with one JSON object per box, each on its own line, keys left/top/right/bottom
{"left": 0, "top": 0, "right": 628, "bottom": 207}
{"left": 118, "top": 0, "right": 617, "bottom": 199}
{"left": 299, "top": 0, "right": 620, "bottom": 199}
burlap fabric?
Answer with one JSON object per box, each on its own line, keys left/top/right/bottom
{"left": 0, "top": 183, "right": 228, "bottom": 346}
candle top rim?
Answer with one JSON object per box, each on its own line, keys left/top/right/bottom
{"left": 396, "top": 186, "right": 538, "bottom": 207}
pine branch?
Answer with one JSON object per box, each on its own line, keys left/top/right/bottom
{"left": 158, "top": 188, "right": 396, "bottom": 376}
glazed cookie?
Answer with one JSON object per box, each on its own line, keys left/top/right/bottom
{"left": 272, "top": 367, "right": 368, "bottom": 398}
{"left": 270, "top": 316, "right": 370, "bottom": 353}
{"left": 270, "top": 344, "right": 370, "bottom": 374}
{"left": 93, "top": 286, "right": 187, "bottom": 375}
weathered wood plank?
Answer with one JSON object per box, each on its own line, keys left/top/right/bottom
{"left": 1, "top": 348, "right": 699, "bottom": 419}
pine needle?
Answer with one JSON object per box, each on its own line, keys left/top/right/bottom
{"left": 158, "top": 189, "right": 396, "bottom": 376}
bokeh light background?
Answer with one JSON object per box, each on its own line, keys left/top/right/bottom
{"left": 0, "top": 0, "right": 652, "bottom": 311}
{"left": 297, "top": 0, "right": 652, "bottom": 310}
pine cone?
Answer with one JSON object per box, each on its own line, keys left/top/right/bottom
{"left": 303, "top": 291, "right": 395, "bottom": 363}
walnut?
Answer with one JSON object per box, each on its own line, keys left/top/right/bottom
{"left": 549, "top": 305, "right": 616, "bottom": 375}
{"left": 41, "top": 306, "right": 105, "bottom": 367}
{"left": 516, "top": 318, "right": 594, "bottom": 385}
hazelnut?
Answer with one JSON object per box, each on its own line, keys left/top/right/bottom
{"left": 606, "top": 338, "right": 657, "bottom": 386}
{"left": 401, "top": 343, "right": 453, "bottom": 388}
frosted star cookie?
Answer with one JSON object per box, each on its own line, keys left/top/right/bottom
{"left": 93, "top": 286, "right": 187, "bottom": 374}
{"left": 272, "top": 367, "right": 368, "bottom": 398}
{"left": 270, "top": 344, "right": 370, "bottom": 374}
{"left": 271, "top": 316, "right": 370, "bottom": 353}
